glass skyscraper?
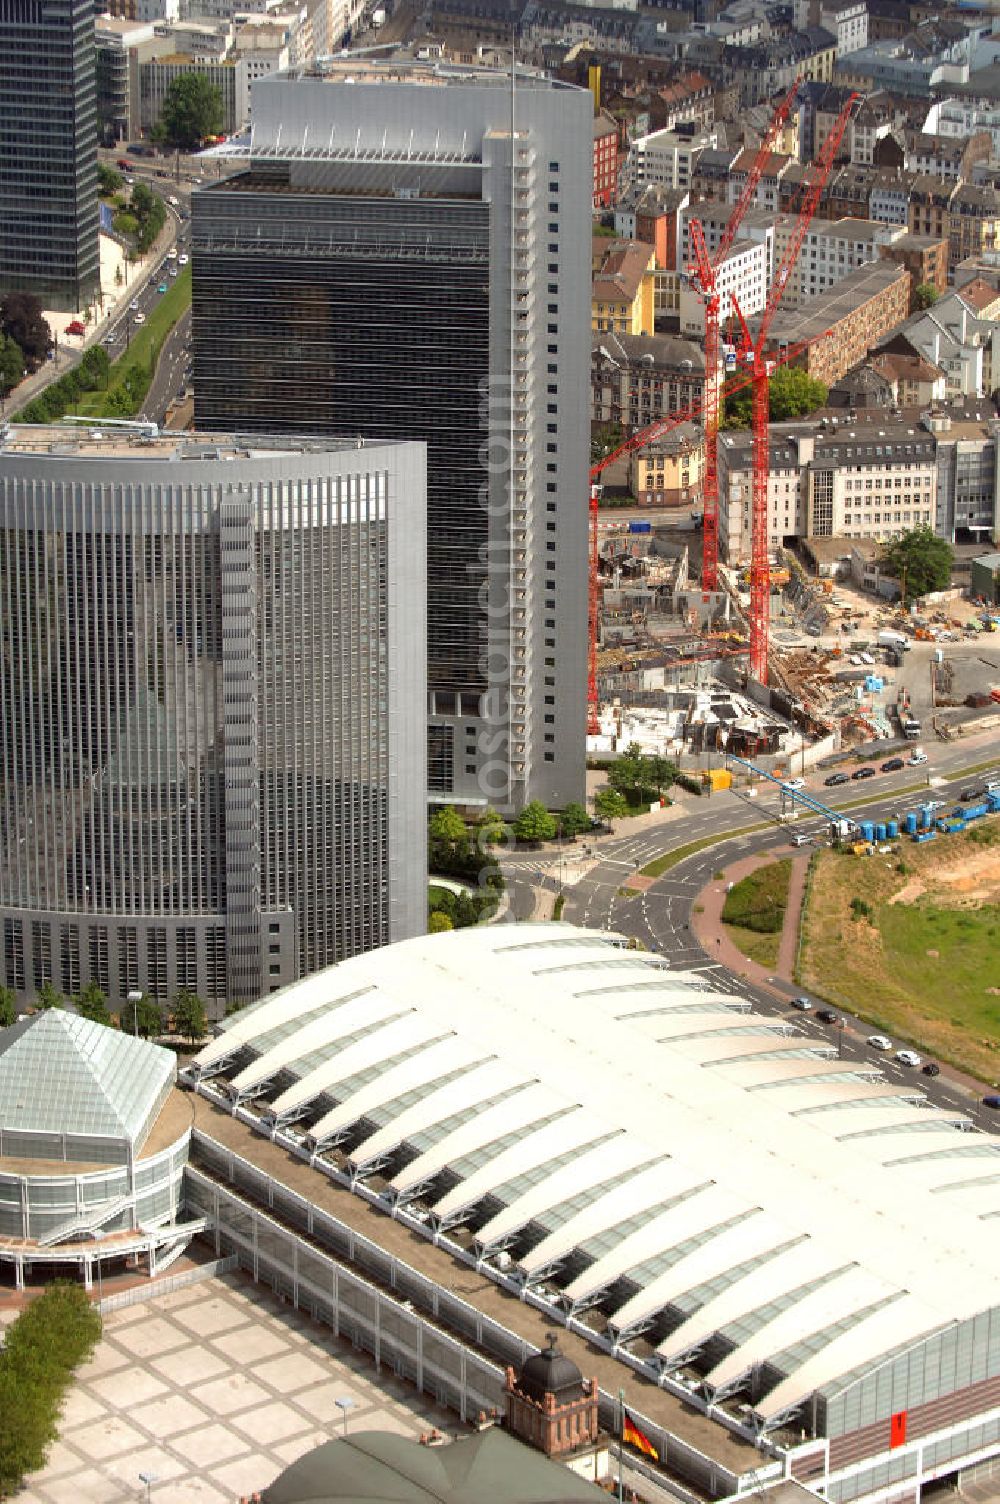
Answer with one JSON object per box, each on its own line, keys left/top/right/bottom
{"left": 0, "top": 0, "right": 100, "bottom": 311}
{"left": 0, "top": 427, "right": 427, "bottom": 1014}
{"left": 192, "top": 61, "right": 592, "bottom": 815}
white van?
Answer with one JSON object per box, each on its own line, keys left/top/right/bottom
{"left": 908, "top": 749, "right": 928, "bottom": 765}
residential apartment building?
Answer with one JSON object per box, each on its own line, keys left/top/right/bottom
{"left": 904, "top": 130, "right": 992, "bottom": 183}
{"left": 591, "top": 332, "right": 705, "bottom": 430}
{"left": 718, "top": 420, "right": 939, "bottom": 563}
{"left": 630, "top": 424, "right": 704, "bottom": 507}
{"left": 690, "top": 146, "right": 741, "bottom": 204}
{"left": 948, "top": 183, "right": 1000, "bottom": 269}
{"left": 192, "top": 62, "right": 591, "bottom": 815}
{"left": 933, "top": 412, "right": 1000, "bottom": 541}
{"left": 882, "top": 290, "right": 993, "bottom": 400}
{"left": 0, "top": 0, "right": 100, "bottom": 310}
{"left": 726, "top": 149, "right": 792, "bottom": 215}
{"left": 593, "top": 111, "right": 619, "bottom": 210}
{"left": 0, "top": 428, "right": 427, "bottom": 1014}
{"left": 778, "top": 216, "right": 904, "bottom": 308}
{"left": 623, "top": 125, "right": 716, "bottom": 193}
{"left": 767, "top": 260, "right": 912, "bottom": 387}
{"left": 723, "top": 28, "right": 837, "bottom": 109}
{"left": 908, "top": 176, "right": 955, "bottom": 243}
{"left": 878, "top": 232, "right": 949, "bottom": 306}
{"left": 793, "top": 0, "right": 868, "bottom": 55}
{"left": 592, "top": 238, "right": 656, "bottom": 334}
{"left": 614, "top": 185, "right": 688, "bottom": 270}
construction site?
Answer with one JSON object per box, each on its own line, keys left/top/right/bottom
{"left": 586, "top": 86, "right": 1000, "bottom": 773}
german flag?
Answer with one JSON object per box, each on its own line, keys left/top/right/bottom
{"left": 623, "top": 1409, "right": 659, "bottom": 1463}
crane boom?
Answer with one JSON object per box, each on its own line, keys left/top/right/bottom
{"left": 687, "top": 79, "right": 801, "bottom": 595}
{"left": 743, "top": 91, "right": 859, "bottom": 685}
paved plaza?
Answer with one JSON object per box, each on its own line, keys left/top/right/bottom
{"left": 17, "top": 1272, "right": 457, "bottom": 1503}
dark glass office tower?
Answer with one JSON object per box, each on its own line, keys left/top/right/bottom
{"left": 192, "top": 62, "right": 592, "bottom": 815}
{"left": 0, "top": 0, "right": 100, "bottom": 311}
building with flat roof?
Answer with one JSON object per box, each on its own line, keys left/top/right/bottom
{"left": 183, "top": 923, "right": 1000, "bottom": 1504}
{"left": 766, "top": 260, "right": 912, "bottom": 388}
{"left": 0, "top": 0, "right": 100, "bottom": 311}
{"left": 0, "top": 426, "right": 426, "bottom": 1013}
{"left": 192, "top": 61, "right": 591, "bottom": 815}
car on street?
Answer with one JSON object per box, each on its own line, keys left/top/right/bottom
{"left": 130, "top": 299, "right": 139, "bottom": 310}
{"left": 133, "top": 312, "right": 146, "bottom": 324}
{"left": 791, "top": 996, "right": 812, "bottom": 1010}
{"left": 896, "top": 1049, "right": 922, "bottom": 1067}
{"left": 816, "top": 1009, "right": 840, "bottom": 1024}
{"left": 867, "top": 1034, "right": 893, "bottom": 1051}
{"left": 881, "top": 757, "right": 905, "bottom": 772}
{"left": 178, "top": 253, "right": 189, "bottom": 265}
{"left": 157, "top": 282, "right": 168, "bottom": 293}
{"left": 852, "top": 766, "right": 876, "bottom": 780}
{"left": 982, "top": 1095, "right": 1000, "bottom": 1109}
{"left": 921, "top": 1062, "right": 940, "bottom": 1077}
{"left": 65, "top": 319, "right": 87, "bottom": 336}
{"left": 783, "top": 777, "right": 806, "bottom": 791}
{"left": 908, "top": 750, "right": 928, "bottom": 765}
{"left": 824, "top": 772, "right": 849, "bottom": 787}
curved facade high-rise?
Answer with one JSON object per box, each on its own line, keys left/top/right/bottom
{"left": 0, "top": 426, "right": 426, "bottom": 1014}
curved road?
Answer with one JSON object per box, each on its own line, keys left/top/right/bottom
{"left": 503, "top": 732, "right": 1000, "bottom": 1128}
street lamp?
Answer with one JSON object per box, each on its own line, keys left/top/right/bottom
{"left": 334, "top": 1397, "right": 355, "bottom": 1438}
{"left": 139, "top": 1471, "right": 157, "bottom": 1503}
{"left": 127, "top": 990, "right": 143, "bottom": 1038}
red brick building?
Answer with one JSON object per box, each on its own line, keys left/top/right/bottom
{"left": 593, "top": 112, "right": 619, "bottom": 210}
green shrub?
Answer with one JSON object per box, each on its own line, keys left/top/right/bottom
{"left": 675, "top": 772, "right": 703, "bottom": 796}
{"left": 850, "top": 896, "right": 873, "bottom": 921}
{"left": 0, "top": 1282, "right": 101, "bottom": 1496}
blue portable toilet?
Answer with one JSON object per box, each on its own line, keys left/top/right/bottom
{"left": 920, "top": 805, "right": 933, "bottom": 829}
{"left": 861, "top": 821, "right": 874, "bottom": 842}
{"left": 887, "top": 819, "right": 899, "bottom": 839}
{"left": 876, "top": 823, "right": 886, "bottom": 842}
{"left": 905, "top": 811, "right": 918, "bottom": 836}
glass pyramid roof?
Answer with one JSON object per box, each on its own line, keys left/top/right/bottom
{"left": 0, "top": 1012, "right": 176, "bottom": 1148}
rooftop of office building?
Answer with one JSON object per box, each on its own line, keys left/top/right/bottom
{"left": 0, "top": 425, "right": 407, "bottom": 463}
{"left": 290, "top": 57, "right": 569, "bottom": 90}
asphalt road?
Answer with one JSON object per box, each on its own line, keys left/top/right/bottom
{"left": 505, "top": 735, "right": 1000, "bottom": 1129}
{"left": 141, "top": 306, "right": 191, "bottom": 424}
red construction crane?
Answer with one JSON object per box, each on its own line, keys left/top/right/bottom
{"left": 685, "top": 79, "right": 801, "bottom": 595}
{"left": 586, "top": 330, "right": 831, "bottom": 733}
{"left": 730, "top": 91, "right": 858, "bottom": 685}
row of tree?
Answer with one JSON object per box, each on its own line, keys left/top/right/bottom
{"left": 0, "top": 982, "right": 208, "bottom": 1042}
{"left": 0, "top": 1283, "right": 102, "bottom": 1497}
{"left": 17, "top": 344, "right": 111, "bottom": 424}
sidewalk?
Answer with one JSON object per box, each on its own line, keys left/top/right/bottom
{"left": 690, "top": 849, "right": 812, "bottom": 993}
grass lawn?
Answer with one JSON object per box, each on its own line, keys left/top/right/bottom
{"left": 723, "top": 923, "right": 782, "bottom": 968}
{"left": 721, "top": 859, "right": 792, "bottom": 966}
{"left": 799, "top": 823, "right": 1000, "bottom": 1081}
{"left": 74, "top": 266, "right": 191, "bottom": 419}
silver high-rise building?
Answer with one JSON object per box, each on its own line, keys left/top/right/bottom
{"left": 0, "top": 426, "right": 426, "bottom": 1015}
{"left": 192, "top": 61, "right": 591, "bottom": 814}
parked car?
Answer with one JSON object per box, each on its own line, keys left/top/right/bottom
{"left": 64, "top": 320, "right": 86, "bottom": 336}
{"left": 825, "top": 772, "right": 849, "bottom": 787}
{"left": 783, "top": 778, "right": 805, "bottom": 791}
{"left": 157, "top": 282, "right": 168, "bottom": 294}
{"left": 789, "top": 832, "right": 810, "bottom": 846}
{"left": 791, "top": 996, "right": 812, "bottom": 1011}
{"left": 982, "top": 1095, "right": 1000, "bottom": 1109}
{"left": 133, "top": 311, "right": 146, "bottom": 324}
{"left": 816, "top": 1009, "right": 840, "bottom": 1024}
{"left": 867, "top": 1034, "right": 893, "bottom": 1051}
{"left": 896, "top": 1049, "right": 922, "bottom": 1067}
{"left": 178, "top": 252, "right": 189, "bottom": 265}
{"left": 130, "top": 298, "right": 140, "bottom": 310}
{"left": 852, "top": 766, "right": 876, "bottom": 780}
{"left": 881, "top": 758, "right": 905, "bottom": 772}
{"left": 921, "top": 1062, "right": 940, "bottom": 1077}
{"left": 959, "top": 787, "right": 985, "bottom": 801}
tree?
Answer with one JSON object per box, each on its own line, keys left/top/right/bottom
{"left": 0, "top": 333, "right": 23, "bottom": 396}
{"left": 154, "top": 73, "right": 223, "bottom": 149}
{"left": 557, "top": 802, "right": 591, "bottom": 839}
{"left": 513, "top": 800, "right": 558, "bottom": 844}
{"left": 880, "top": 526, "right": 953, "bottom": 603}
{"left": 477, "top": 806, "right": 506, "bottom": 846}
{"left": 120, "top": 993, "right": 162, "bottom": 1038}
{"left": 0, "top": 986, "right": 15, "bottom": 1028}
{"left": 74, "top": 982, "right": 109, "bottom": 1025}
{"left": 172, "top": 988, "right": 207, "bottom": 1043}
{"left": 130, "top": 180, "right": 154, "bottom": 217}
{"left": 36, "top": 981, "right": 63, "bottom": 1011}
{"left": 429, "top": 805, "right": 466, "bottom": 844}
{"left": 97, "top": 162, "right": 122, "bottom": 195}
{"left": 429, "top": 910, "right": 454, "bottom": 932}
{"left": 724, "top": 366, "right": 828, "bottom": 428}
{"left": 914, "top": 282, "right": 938, "bottom": 310}
{"left": 594, "top": 787, "right": 629, "bottom": 827}
{"left": 0, "top": 293, "right": 50, "bottom": 372}
{"left": 591, "top": 420, "right": 624, "bottom": 465}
